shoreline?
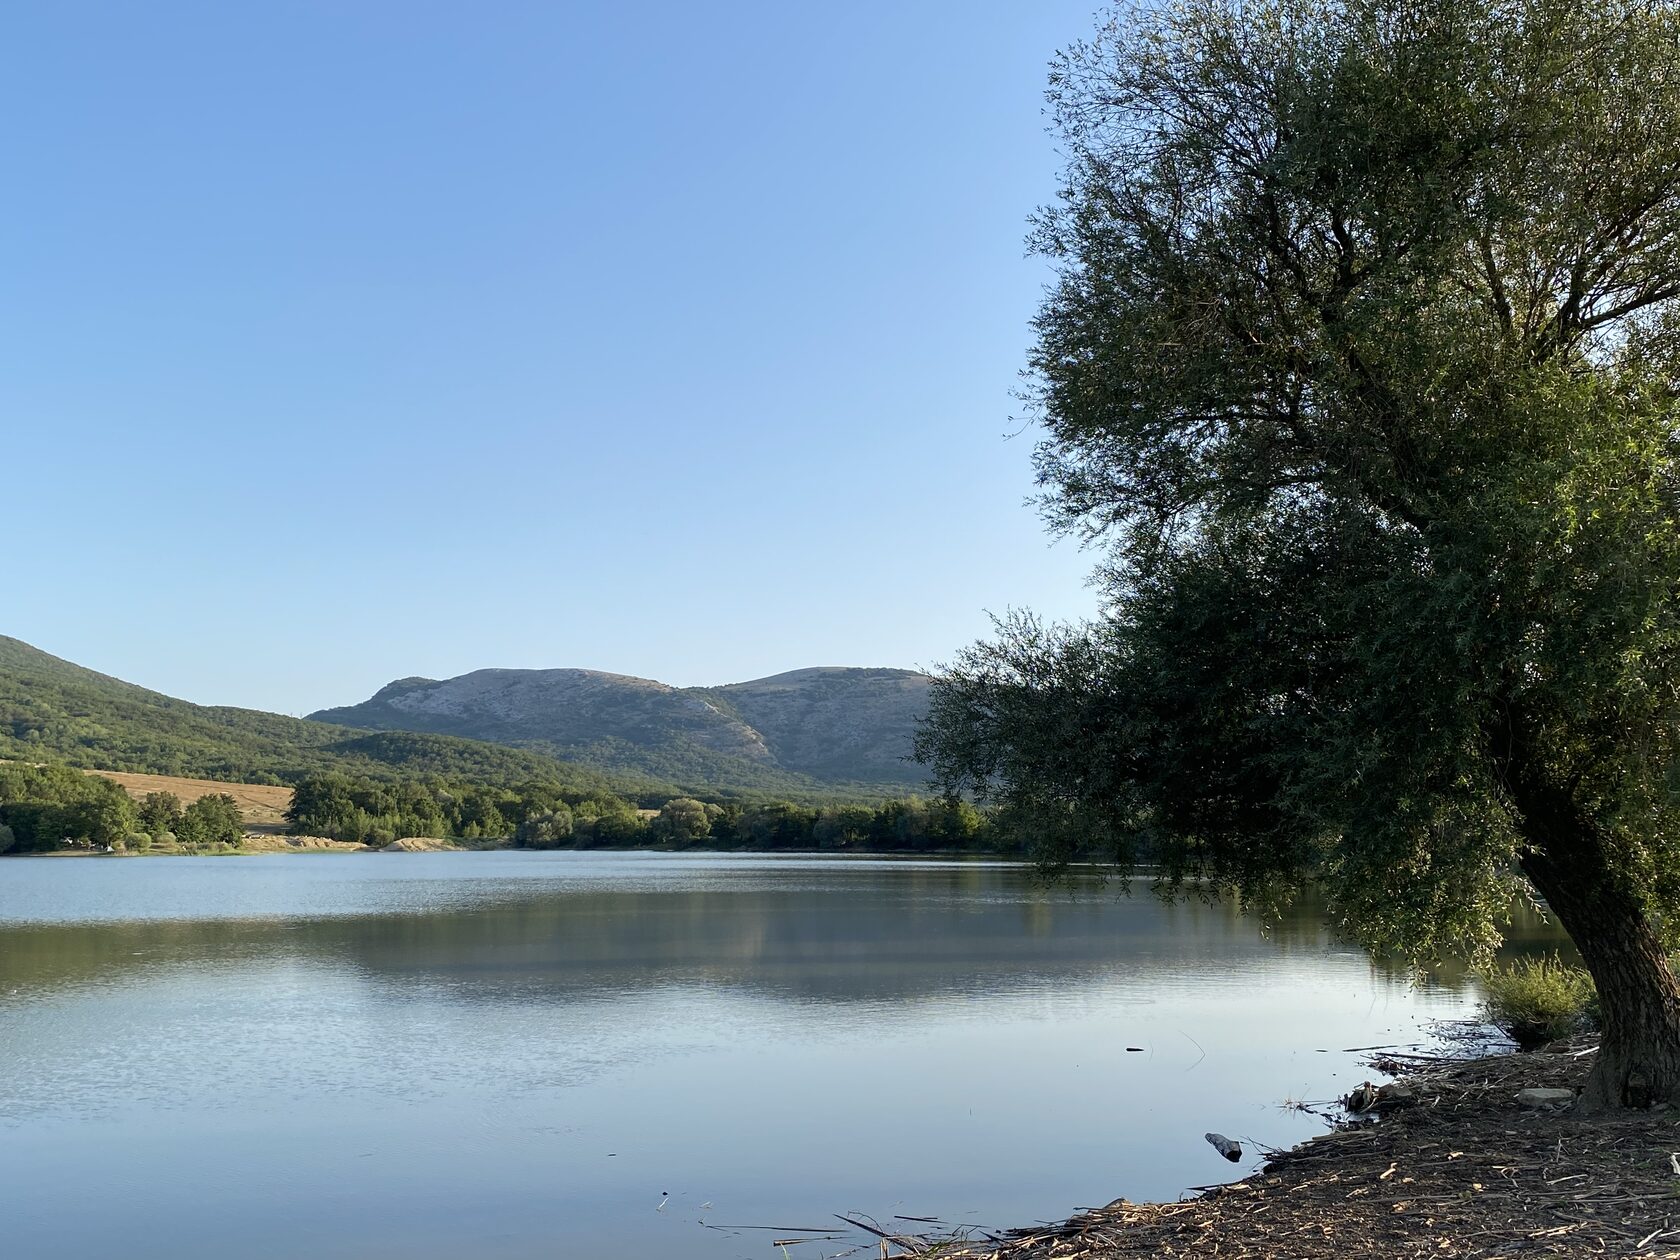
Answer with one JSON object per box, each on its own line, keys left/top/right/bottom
{"left": 0, "top": 841, "right": 1024, "bottom": 860}
{"left": 900, "top": 1037, "right": 1680, "bottom": 1259}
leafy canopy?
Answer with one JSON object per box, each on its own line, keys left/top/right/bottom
{"left": 919, "top": 0, "right": 1680, "bottom": 962}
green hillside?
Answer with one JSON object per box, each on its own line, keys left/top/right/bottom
{"left": 0, "top": 636, "right": 667, "bottom": 799}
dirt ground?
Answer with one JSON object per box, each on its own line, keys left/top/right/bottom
{"left": 895, "top": 1040, "right": 1680, "bottom": 1259}
{"left": 63, "top": 769, "right": 460, "bottom": 854}
{"left": 233, "top": 833, "right": 367, "bottom": 853}
{"left": 85, "top": 768, "right": 294, "bottom": 828}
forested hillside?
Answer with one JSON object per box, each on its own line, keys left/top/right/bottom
{"left": 0, "top": 636, "right": 661, "bottom": 798}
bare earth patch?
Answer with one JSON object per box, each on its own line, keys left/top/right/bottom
{"left": 903, "top": 1040, "right": 1680, "bottom": 1259}
{"left": 236, "top": 833, "right": 365, "bottom": 853}
{"left": 378, "top": 837, "right": 457, "bottom": 852}
{"left": 85, "top": 769, "right": 293, "bottom": 828}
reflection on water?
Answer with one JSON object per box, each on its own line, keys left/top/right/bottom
{"left": 0, "top": 853, "right": 1567, "bottom": 1260}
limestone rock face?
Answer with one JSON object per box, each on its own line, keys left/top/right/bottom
{"left": 699, "top": 668, "right": 932, "bottom": 785}
{"left": 335, "top": 669, "right": 769, "bottom": 761}
{"left": 312, "top": 665, "right": 933, "bottom": 792}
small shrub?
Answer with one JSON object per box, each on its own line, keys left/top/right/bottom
{"left": 124, "top": 831, "right": 152, "bottom": 853}
{"left": 1480, "top": 956, "right": 1598, "bottom": 1049}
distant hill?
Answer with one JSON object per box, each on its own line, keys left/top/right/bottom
{"left": 0, "top": 635, "right": 662, "bottom": 798}
{"left": 698, "top": 668, "right": 933, "bottom": 785}
{"left": 0, "top": 636, "right": 930, "bottom": 803}
{"left": 310, "top": 665, "right": 934, "bottom": 795}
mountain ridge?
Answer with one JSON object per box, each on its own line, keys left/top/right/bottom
{"left": 0, "top": 634, "right": 657, "bottom": 797}
{"left": 0, "top": 635, "right": 931, "bottom": 802}
{"left": 309, "top": 664, "right": 933, "bottom": 791}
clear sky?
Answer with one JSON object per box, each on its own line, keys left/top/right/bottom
{"left": 4, "top": 1, "right": 1105, "bottom": 714}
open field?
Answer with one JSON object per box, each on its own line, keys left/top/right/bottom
{"left": 1, "top": 762, "right": 461, "bottom": 853}
{"left": 83, "top": 769, "right": 294, "bottom": 829}
{"left": 79, "top": 768, "right": 449, "bottom": 851}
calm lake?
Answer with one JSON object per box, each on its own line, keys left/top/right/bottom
{"left": 0, "top": 852, "right": 1566, "bottom": 1259}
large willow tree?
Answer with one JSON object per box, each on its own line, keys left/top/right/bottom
{"left": 917, "top": 0, "right": 1680, "bottom": 1108}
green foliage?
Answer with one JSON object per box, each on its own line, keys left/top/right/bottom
{"left": 285, "top": 772, "right": 640, "bottom": 847}
{"left": 0, "top": 764, "right": 139, "bottom": 850}
{"left": 654, "top": 797, "right": 712, "bottom": 843}
{"left": 0, "top": 635, "right": 666, "bottom": 799}
{"left": 729, "top": 801, "right": 820, "bottom": 850}
{"left": 176, "top": 794, "right": 244, "bottom": 849}
{"left": 812, "top": 804, "right": 876, "bottom": 850}
{"left": 516, "top": 807, "right": 574, "bottom": 849}
{"left": 138, "top": 792, "right": 184, "bottom": 835}
{"left": 286, "top": 773, "right": 453, "bottom": 844}
{"left": 571, "top": 799, "right": 646, "bottom": 848}
{"left": 281, "top": 770, "right": 1006, "bottom": 856}
{"left": 917, "top": 0, "right": 1680, "bottom": 1101}
{"left": 921, "top": 0, "right": 1680, "bottom": 939}
{"left": 700, "top": 795, "right": 999, "bottom": 854}
{"left": 1481, "top": 957, "right": 1600, "bottom": 1048}
{"left": 0, "top": 823, "right": 13, "bottom": 854}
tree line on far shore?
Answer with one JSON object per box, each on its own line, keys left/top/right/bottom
{"left": 284, "top": 772, "right": 1003, "bottom": 854}
{"left": 0, "top": 763, "right": 1016, "bottom": 858}
{"left": 0, "top": 764, "right": 244, "bottom": 853}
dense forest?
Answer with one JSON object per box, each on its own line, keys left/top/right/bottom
{"left": 0, "top": 764, "right": 243, "bottom": 854}
{"left": 285, "top": 772, "right": 1004, "bottom": 854}
{"left": 0, "top": 764, "right": 1012, "bottom": 857}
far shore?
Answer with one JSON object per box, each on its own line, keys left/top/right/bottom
{"left": 2, "top": 840, "right": 1023, "bottom": 860}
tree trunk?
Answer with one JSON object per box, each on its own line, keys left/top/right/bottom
{"left": 1489, "top": 703, "right": 1680, "bottom": 1109}
{"left": 1518, "top": 830, "right": 1680, "bottom": 1110}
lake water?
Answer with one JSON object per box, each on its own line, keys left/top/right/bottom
{"left": 0, "top": 852, "right": 1565, "bottom": 1259}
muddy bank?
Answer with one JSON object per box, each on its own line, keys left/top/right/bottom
{"left": 908, "top": 1039, "right": 1680, "bottom": 1259}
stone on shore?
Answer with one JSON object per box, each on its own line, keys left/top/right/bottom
{"left": 1515, "top": 1087, "right": 1575, "bottom": 1109}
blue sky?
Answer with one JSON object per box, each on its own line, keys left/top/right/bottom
{"left": 4, "top": 1, "right": 1104, "bottom": 713}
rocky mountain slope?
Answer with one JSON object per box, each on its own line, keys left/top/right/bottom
{"left": 310, "top": 665, "right": 933, "bottom": 792}
{"left": 698, "top": 668, "right": 932, "bottom": 785}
